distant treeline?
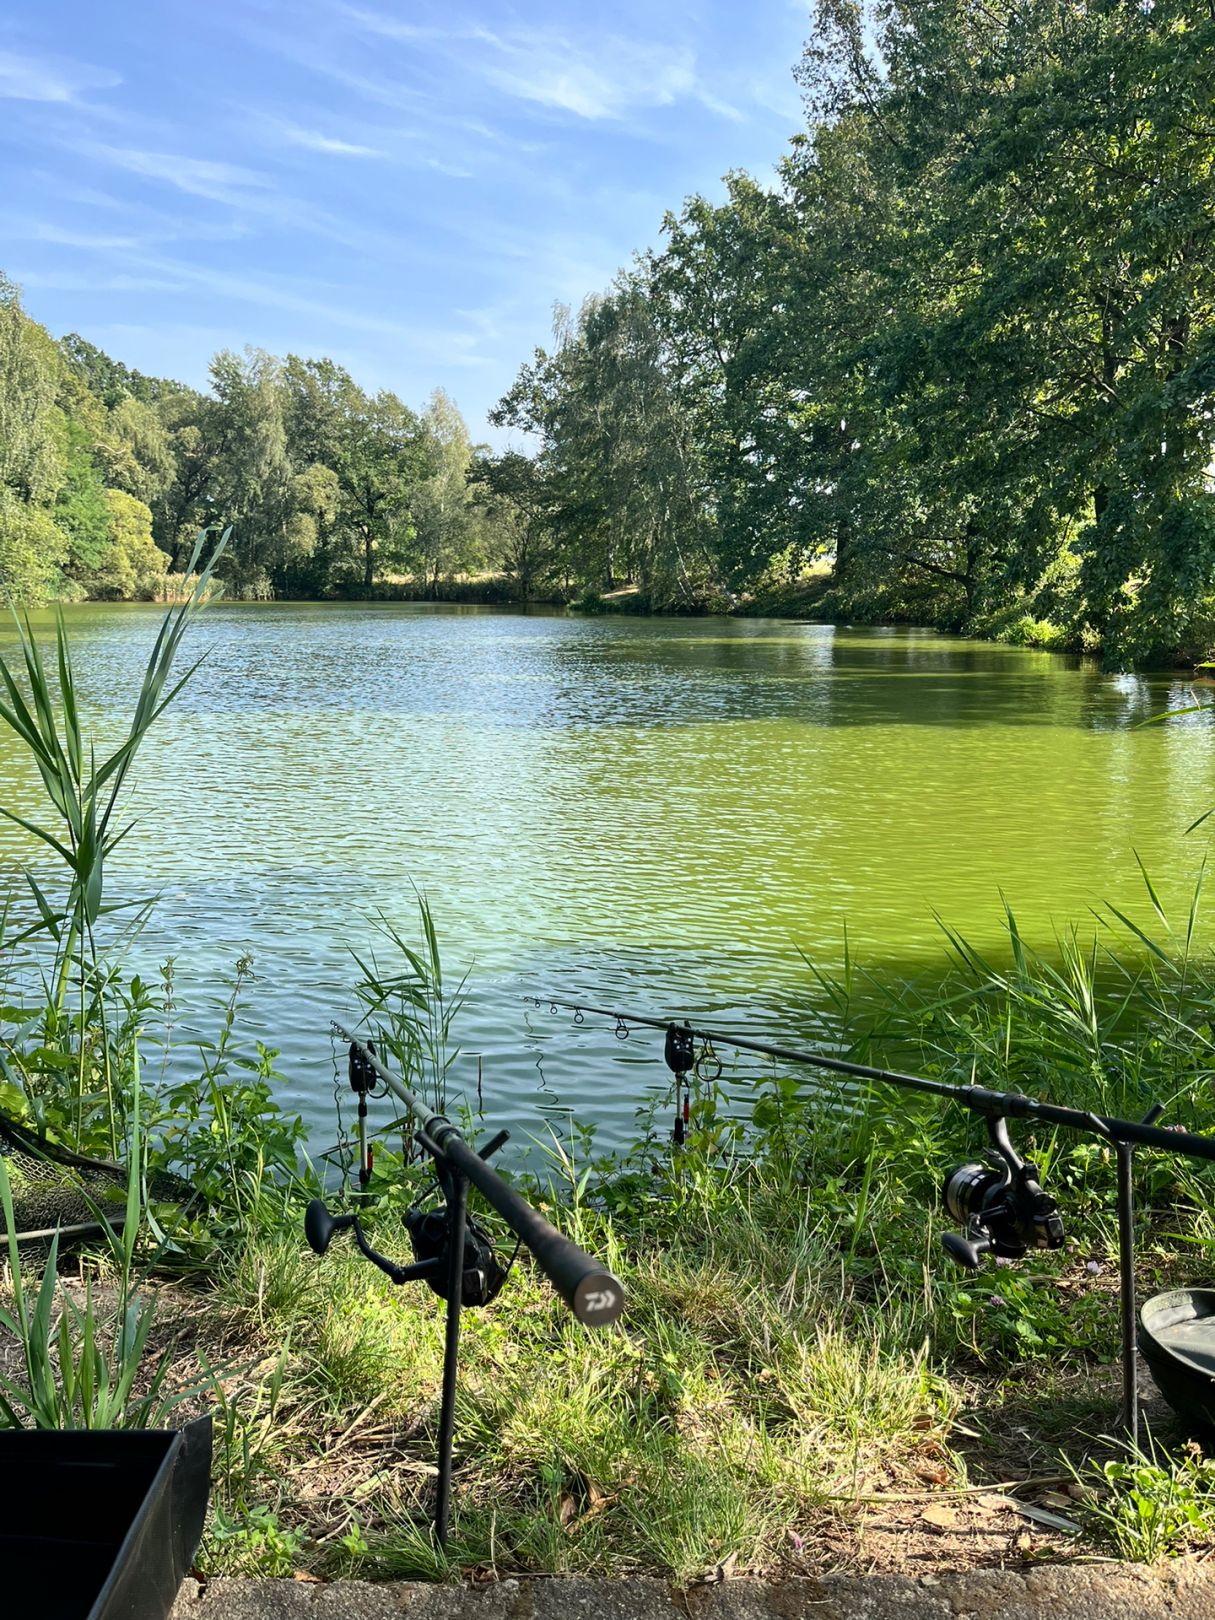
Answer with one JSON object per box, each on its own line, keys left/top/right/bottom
{"left": 0, "top": 273, "right": 531, "bottom": 603}
{"left": 496, "top": 0, "right": 1215, "bottom": 667}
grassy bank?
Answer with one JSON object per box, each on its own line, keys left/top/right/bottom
{"left": 182, "top": 893, "right": 1215, "bottom": 1579}
{"left": 7, "top": 893, "right": 1215, "bottom": 1580}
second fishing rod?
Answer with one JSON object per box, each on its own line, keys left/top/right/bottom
{"left": 533, "top": 997, "right": 1215, "bottom": 1162}
{"left": 531, "top": 995, "right": 1215, "bottom": 1443}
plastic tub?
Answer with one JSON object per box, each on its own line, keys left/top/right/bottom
{"left": 0, "top": 1416, "right": 211, "bottom": 1620}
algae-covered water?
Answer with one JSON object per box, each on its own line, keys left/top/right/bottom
{"left": 0, "top": 604, "right": 1210, "bottom": 1145}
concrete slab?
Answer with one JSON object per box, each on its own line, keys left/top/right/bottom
{"left": 170, "top": 1564, "right": 1215, "bottom": 1620}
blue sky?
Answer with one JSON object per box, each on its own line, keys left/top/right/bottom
{"left": 1, "top": 1, "right": 810, "bottom": 443}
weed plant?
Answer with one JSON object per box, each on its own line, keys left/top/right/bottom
{"left": 1076, "top": 1435, "right": 1215, "bottom": 1560}
{"left": 352, "top": 899, "right": 468, "bottom": 1120}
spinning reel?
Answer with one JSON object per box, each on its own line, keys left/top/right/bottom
{"left": 941, "top": 1114, "right": 1065, "bottom": 1269}
{"left": 309, "top": 1040, "right": 516, "bottom": 1308}
{"left": 305, "top": 1189, "right": 512, "bottom": 1307}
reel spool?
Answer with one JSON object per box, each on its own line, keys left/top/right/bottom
{"left": 404, "top": 1205, "right": 511, "bottom": 1308}
{"left": 941, "top": 1116, "right": 1065, "bottom": 1268}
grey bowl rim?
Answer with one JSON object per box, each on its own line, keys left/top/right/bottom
{"left": 1139, "top": 1287, "right": 1215, "bottom": 1382}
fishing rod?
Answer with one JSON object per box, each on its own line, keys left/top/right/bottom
{"left": 532, "top": 996, "right": 1215, "bottom": 1444}
{"left": 305, "top": 1024, "right": 624, "bottom": 1547}
{"left": 533, "top": 998, "right": 1215, "bottom": 1161}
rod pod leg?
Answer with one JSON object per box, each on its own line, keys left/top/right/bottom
{"left": 1115, "top": 1141, "right": 1139, "bottom": 1448}
{"left": 434, "top": 1170, "right": 468, "bottom": 1549}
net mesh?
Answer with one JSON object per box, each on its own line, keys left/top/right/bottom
{"left": 0, "top": 1111, "right": 197, "bottom": 1243}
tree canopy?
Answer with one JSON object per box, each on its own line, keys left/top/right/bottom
{"left": 0, "top": 289, "right": 476, "bottom": 603}
{"left": 488, "top": 0, "right": 1215, "bottom": 665}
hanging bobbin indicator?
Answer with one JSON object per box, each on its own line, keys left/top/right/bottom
{"left": 664, "top": 1021, "right": 695, "bottom": 1146}
{"left": 349, "top": 1039, "right": 378, "bottom": 1191}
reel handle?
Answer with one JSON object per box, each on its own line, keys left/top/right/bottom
{"left": 305, "top": 1198, "right": 356, "bottom": 1256}
{"left": 942, "top": 1231, "right": 991, "bottom": 1269}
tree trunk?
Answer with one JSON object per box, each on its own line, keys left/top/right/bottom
{"left": 962, "top": 520, "right": 979, "bottom": 618}
{"left": 363, "top": 533, "right": 374, "bottom": 590}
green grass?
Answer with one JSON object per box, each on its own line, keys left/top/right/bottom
{"left": 170, "top": 875, "right": 1215, "bottom": 1580}
{"left": 8, "top": 887, "right": 1215, "bottom": 1575}
{"left": 199, "top": 1193, "right": 957, "bottom": 1581}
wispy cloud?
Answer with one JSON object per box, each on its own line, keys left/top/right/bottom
{"left": 234, "top": 18, "right": 431, "bottom": 120}
{"left": 698, "top": 87, "right": 747, "bottom": 124}
{"left": 80, "top": 145, "right": 273, "bottom": 206}
{"left": 24, "top": 223, "right": 145, "bottom": 251}
{"left": 476, "top": 29, "right": 697, "bottom": 121}
{"left": 9, "top": 209, "right": 251, "bottom": 250}
{"left": 271, "top": 121, "right": 384, "bottom": 158}
{"left": 122, "top": 252, "right": 489, "bottom": 357}
{"left": 0, "top": 47, "right": 119, "bottom": 104}
{"left": 337, "top": 11, "right": 441, "bottom": 44}
{"left": 423, "top": 157, "right": 475, "bottom": 180}
{"left": 250, "top": 112, "right": 474, "bottom": 172}
{"left": 66, "top": 140, "right": 375, "bottom": 252}
{"left": 342, "top": 9, "right": 742, "bottom": 124}
{"left": 13, "top": 268, "right": 191, "bottom": 295}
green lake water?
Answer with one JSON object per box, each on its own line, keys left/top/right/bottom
{"left": 0, "top": 603, "right": 1211, "bottom": 1148}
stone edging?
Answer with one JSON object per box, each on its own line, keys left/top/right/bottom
{"left": 171, "top": 1564, "right": 1215, "bottom": 1620}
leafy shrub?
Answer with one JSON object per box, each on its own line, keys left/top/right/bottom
{"left": 82, "top": 489, "right": 168, "bottom": 600}
{"left": 1079, "top": 1438, "right": 1215, "bottom": 1560}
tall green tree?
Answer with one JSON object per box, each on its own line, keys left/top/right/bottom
{"left": 0, "top": 276, "right": 68, "bottom": 600}
{"left": 340, "top": 389, "right": 428, "bottom": 591}
{"left": 472, "top": 449, "right": 555, "bottom": 599}
{"left": 83, "top": 490, "right": 168, "bottom": 600}
{"left": 494, "top": 285, "right": 714, "bottom": 604}
{"left": 411, "top": 389, "right": 481, "bottom": 594}
{"left": 205, "top": 349, "right": 294, "bottom": 595}
{"left": 283, "top": 356, "right": 429, "bottom": 590}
